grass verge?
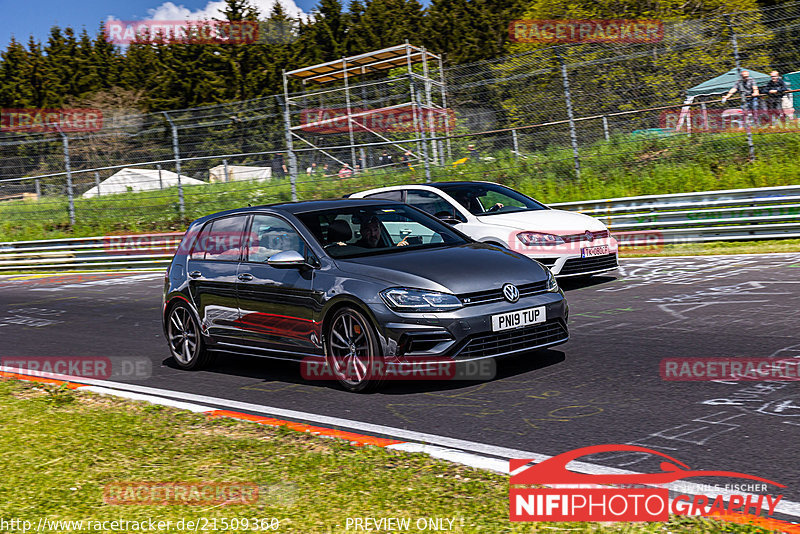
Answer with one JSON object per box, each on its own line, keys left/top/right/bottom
{"left": 0, "top": 378, "right": 779, "bottom": 533}
{"left": 619, "top": 239, "right": 800, "bottom": 257}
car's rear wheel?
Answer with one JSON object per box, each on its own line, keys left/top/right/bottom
{"left": 325, "top": 307, "right": 383, "bottom": 392}
{"left": 167, "top": 303, "right": 211, "bottom": 370}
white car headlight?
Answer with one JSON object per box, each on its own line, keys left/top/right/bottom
{"left": 517, "top": 231, "right": 565, "bottom": 246}
{"left": 380, "top": 288, "right": 462, "bottom": 312}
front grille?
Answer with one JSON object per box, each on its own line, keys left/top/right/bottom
{"left": 454, "top": 319, "right": 568, "bottom": 360}
{"left": 562, "top": 230, "right": 610, "bottom": 243}
{"left": 459, "top": 280, "right": 549, "bottom": 306}
{"left": 559, "top": 253, "right": 618, "bottom": 275}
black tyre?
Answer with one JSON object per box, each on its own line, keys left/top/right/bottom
{"left": 166, "top": 302, "right": 212, "bottom": 370}
{"left": 324, "top": 307, "right": 383, "bottom": 392}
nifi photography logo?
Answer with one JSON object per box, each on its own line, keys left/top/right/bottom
{"left": 509, "top": 444, "right": 785, "bottom": 523}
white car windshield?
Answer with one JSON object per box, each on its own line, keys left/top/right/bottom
{"left": 434, "top": 183, "right": 548, "bottom": 216}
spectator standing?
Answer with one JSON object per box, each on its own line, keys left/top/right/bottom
{"left": 722, "top": 70, "right": 760, "bottom": 111}
{"left": 378, "top": 150, "right": 393, "bottom": 167}
{"left": 764, "top": 70, "right": 789, "bottom": 116}
{"left": 271, "top": 153, "right": 287, "bottom": 179}
{"left": 400, "top": 149, "right": 414, "bottom": 169}
{"left": 338, "top": 164, "right": 353, "bottom": 178}
{"left": 306, "top": 162, "right": 318, "bottom": 175}
{"left": 467, "top": 144, "right": 480, "bottom": 160}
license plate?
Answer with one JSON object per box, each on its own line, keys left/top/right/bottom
{"left": 582, "top": 245, "right": 609, "bottom": 257}
{"left": 491, "top": 306, "right": 546, "bottom": 332}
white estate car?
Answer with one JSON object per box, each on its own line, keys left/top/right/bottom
{"left": 349, "top": 181, "right": 618, "bottom": 277}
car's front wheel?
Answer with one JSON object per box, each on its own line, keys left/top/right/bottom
{"left": 166, "top": 302, "right": 211, "bottom": 370}
{"left": 325, "top": 307, "right": 383, "bottom": 392}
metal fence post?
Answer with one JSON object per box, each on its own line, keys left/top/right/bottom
{"left": 34, "top": 179, "right": 41, "bottom": 200}
{"left": 416, "top": 89, "right": 433, "bottom": 183}
{"left": 281, "top": 73, "right": 298, "bottom": 202}
{"left": 58, "top": 130, "right": 76, "bottom": 226}
{"left": 162, "top": 111, "right": 185, "bottom": 218}
{"left": 95, "top": 172, "right": 101, "bottom": 197}
{"left": 511, "top": 128, "right": 519, "bottom": 160}
{"left": 728, "top": 16, "right": 755, "bottom": 162}
{"left": 157, "top": 165, "right": 163, "bottom": 189}
{"left": 557, "top": 51, "right": 581, "bottom": 179}
{"left": 602, "top": 116, "right": 610, "bottom": 141}
{"left": 223, "top": 159, "right": 230, "bottom": 182}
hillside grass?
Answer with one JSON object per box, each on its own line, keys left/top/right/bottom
{"left": 1, "top": 129, "right": 799, "bottom": 242}
{"left": 0, "top": 378, "right": 780, "bottom": 534}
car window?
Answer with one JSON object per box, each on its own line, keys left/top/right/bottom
{"left": 296, "top": 204, "right": 467, "bottom": 259}
{"left": 191, "top": 215, "right": 247, "bottom": 261}
{"left": 436, "top": 183, "right": 547, "bottom": 216}
{"left": 364, "top": 191, "right": 403, "bottom": 201}
{"left": 245, "top": 214, "right": 308, "bottom": 263}
{"left": 406, "top": 189, "right": 466, "bottom": 222}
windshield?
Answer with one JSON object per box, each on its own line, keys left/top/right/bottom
{"left": 296, "top": 204, "right": 469, "bottom": 259}
{"left": 435, "top": 183, "right": 548, "bottom": 216}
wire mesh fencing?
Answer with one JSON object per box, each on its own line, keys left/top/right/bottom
{"left": 3, "top": 3, "right": 800, "bottom": 240}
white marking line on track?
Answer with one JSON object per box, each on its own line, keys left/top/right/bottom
{"left": 3, "top": 365, "right": 800, "bottom": 520}
{"left": 621, "top": 252, "right": 800, "bottom": 260}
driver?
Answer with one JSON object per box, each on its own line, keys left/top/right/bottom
{"left": 357, "top": 215, "right": 409, "bottom": 248}
{"left": 450, "top": 190, "right": 503, "bottom": 213}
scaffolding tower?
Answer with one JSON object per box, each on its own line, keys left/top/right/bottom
{"left": 282, "top": 43, "right": 450, "bottom": 200}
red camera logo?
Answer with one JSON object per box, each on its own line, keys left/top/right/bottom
{"left": 1, "top": 108, "right": 103, "bottom": 132}
{"left": 510, "top": 445, "right": 784, "bottom": 523}
{"left": 104, "top": 20, "right": 259, "bottom": 45}
{"left": 509, "top": 20, "right": 664, "bottom": 43}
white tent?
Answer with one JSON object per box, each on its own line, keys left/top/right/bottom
{"left": 208, "top": 165, "right": 271, "bottom": 183}
{"left": 82, "top": 167, "right": 205, "bottom": 198}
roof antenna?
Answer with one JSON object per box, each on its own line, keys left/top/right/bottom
{"left": 247, "top": 203, "right": 252, "bottom": 207}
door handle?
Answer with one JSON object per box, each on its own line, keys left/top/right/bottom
{"left": 237, "top": 273, "right": 254, "bottom": 282}
{"left": 189, "top": 271, "right": 202, "bottom": 279}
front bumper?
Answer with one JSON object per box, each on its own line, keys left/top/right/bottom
{"left": 370, "top": 290, "right": 569, "bottom": 364}
{"left": 540, "top": 253, "right": 619, "bottom": 277}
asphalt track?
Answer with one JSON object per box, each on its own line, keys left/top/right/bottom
{"left": 2, "top": 254, "right": 800, "bottom": 516}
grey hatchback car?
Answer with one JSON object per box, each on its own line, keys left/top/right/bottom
{"left": 163, "top": 199, "right": 569, "bottom": 392}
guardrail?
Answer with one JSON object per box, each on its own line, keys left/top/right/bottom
{"left": 0, "top": 233, "right": 182, "bottom": 272}
{"left": 550, "top": 184, "right": 800, "bottom": 244}
{"left": 1, "top": 184, "right": 799, "bottom": 271}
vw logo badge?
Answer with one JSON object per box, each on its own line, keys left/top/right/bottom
{"left": 585, "top": 230, "right": 594, "bottom": 242}
{"left": 502, "top": 283, "right": 520, "bottom": 303}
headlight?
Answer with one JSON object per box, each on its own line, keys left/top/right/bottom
{"left": 380, "top": 288, "right": 462, "bottom": 312}
{"left": 517, "top": 231, "right": 565, "bottom": 246}
{"left": 546, "top": 269, "right": 559, "bottom": 292}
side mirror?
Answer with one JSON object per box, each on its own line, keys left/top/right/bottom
{"left": 434, "top": 211, "right": 461, "bottom": 225}
{"left": 267, "top": 250, "right": 307, "bottom": 268}
{"left": 438, "top": 215, "right": 462, "bottom": 225}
